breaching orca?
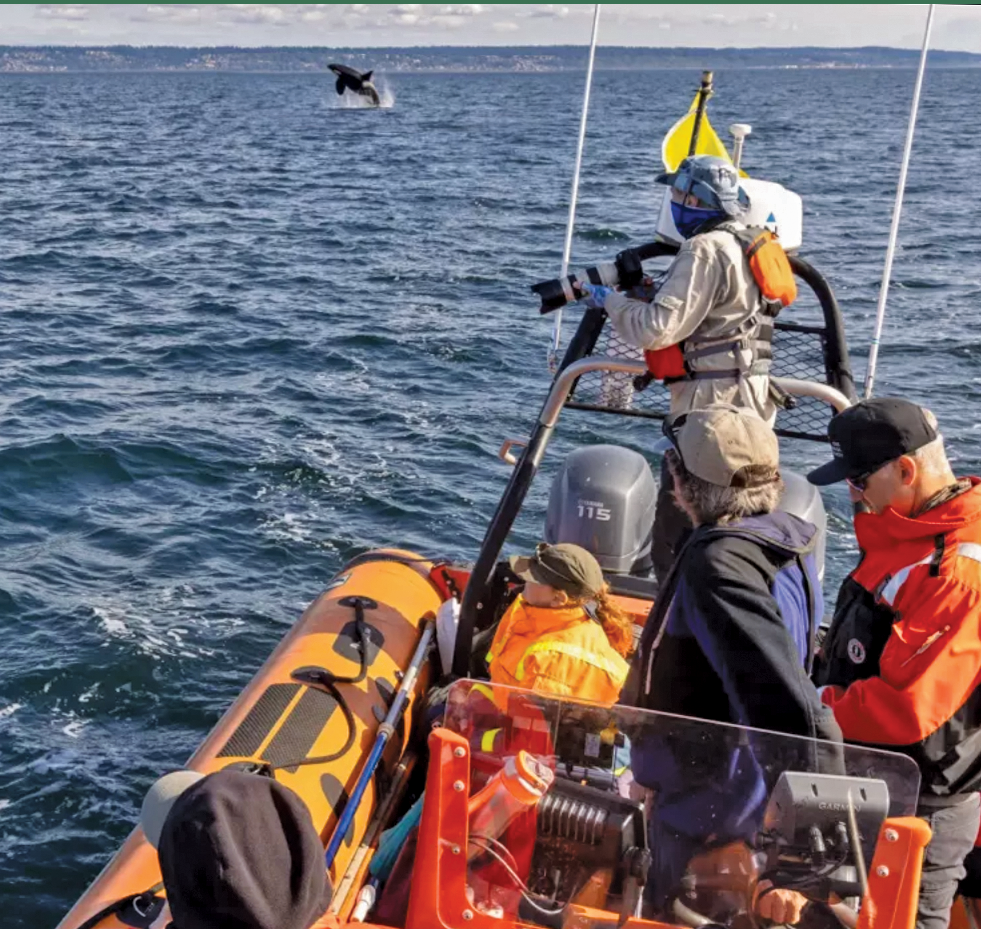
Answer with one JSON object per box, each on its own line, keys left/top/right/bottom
{"left": 328, "top": 63, "right": 381, "bottom": 107}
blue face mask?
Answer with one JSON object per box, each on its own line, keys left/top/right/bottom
{"left": 670, "top": 200, "right": 726, "bottom": 239}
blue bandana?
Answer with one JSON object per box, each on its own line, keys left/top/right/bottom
{"left": 670, "top": 201, "right": 726, "bottom": 239}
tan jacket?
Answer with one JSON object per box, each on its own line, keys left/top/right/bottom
{"left": 604, "top": 226, "right": 776, "bottom": 424}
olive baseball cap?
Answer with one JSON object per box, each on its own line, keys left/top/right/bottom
{"left": 663, "top": 405, "right": 780, "bottom": 488}
{"left": 807, "top": 398, "right": 938, "bottom": 486}
{"left": 509, "top": 542, "right": 605, "bottom": 597}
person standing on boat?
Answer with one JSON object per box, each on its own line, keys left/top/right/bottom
{"left": 621, "top": 406, "right": 840, "bottom": 922}
{"left": 808, "top": 398, "right": 981, "bottom": 929}
{"left": 580, "top": 154, "right": 776, "bottom": 583}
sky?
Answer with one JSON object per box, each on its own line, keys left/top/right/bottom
{"left": 0, "top": 4, "right": 979, "bottom": 52}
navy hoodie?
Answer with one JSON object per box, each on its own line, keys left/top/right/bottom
{"left": 621, "top": 512, "right": 842, "bottom": 911}
{"left": 624, "top": 511, "right": 839, "bottom": 742}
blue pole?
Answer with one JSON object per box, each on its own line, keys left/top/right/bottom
{"left": 324, "top": 620, "right": 435, "bottom": 870}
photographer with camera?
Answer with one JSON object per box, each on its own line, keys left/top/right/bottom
{"left": 580, "top": 154, "right": 779, "bottom": 583}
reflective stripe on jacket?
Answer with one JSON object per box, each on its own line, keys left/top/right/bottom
{"left": 816, "top": 478, "right": 981, "bottom": 801}
{"left": 487, "top": 598, "right": 629, "bottom": 705}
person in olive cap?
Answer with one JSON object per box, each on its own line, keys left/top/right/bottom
{"left": 484, "top": 542, "right": 633, "bottom": 704}
{"left": 622, "top": 406, "right": 839, "bottom": 923}
{"left": 140, "top": 768, "right": 332, "bottom": 929}
{"left": 809, "top": 398, "right": 981, "bottom": 929}
{"left": 578, "top": 154, "right": 775, "bottom": 585}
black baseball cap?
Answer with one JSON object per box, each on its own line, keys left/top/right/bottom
{"left": 807, "top": 398, "right": 938, "bottom": 486}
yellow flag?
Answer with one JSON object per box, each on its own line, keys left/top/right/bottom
{"left": 661, "top": 93, "right": 747, "bottom": 176}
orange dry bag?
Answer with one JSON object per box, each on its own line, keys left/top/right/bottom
{"left": 735, "top": 227, "right": 797, "bottom": 308}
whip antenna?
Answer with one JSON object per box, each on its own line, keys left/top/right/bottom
{"left": 548, "top": 3, "right": 601, "bottom": 372}
{"left": 864, "top": 3, "right": 935, "bottom": 399}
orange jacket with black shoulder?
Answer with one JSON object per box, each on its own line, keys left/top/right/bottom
{"left": 487, "top": 598, "right": 630, "bottom": 706}
{"left": 815, "top": 478, "right": 981, "bottom": 801}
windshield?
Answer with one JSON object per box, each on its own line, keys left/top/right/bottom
{"left": 438, "top": 680, "right": 921, "bottom": 928}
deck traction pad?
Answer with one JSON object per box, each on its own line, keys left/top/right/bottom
{"left": 217, "top": 683, "right": 301, "bottom": 759}
{"left": 261, "top": 685, "right": 339, "bottom": 771}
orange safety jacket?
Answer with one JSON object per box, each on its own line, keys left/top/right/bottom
{"left": 815, "top": 478, "right": 981, "bottom": 802}
{"left": 486, "top": 598, "right": 630, "bottom": 706}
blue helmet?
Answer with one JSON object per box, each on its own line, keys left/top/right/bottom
{"left": 656, "top": 155, "right": 750, "bottom": 217}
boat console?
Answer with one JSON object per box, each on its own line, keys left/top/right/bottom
{"left": 405, "top": 682, "right": 928, "bottom": 929}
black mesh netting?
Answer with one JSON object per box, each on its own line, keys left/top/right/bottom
{"left": 565, "top": 322, "right": 834, "bottom": 442}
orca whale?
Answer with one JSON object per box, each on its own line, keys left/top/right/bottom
{"left": 328, "top": 63, "right": 381, "bottom": 107}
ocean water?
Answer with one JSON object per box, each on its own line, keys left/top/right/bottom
{"left": 1, "top": 66, "right": 980, "bottom": 925}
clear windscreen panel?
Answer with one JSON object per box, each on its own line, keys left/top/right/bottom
{"left": 443, "top": 680, "right": 920, "bottom": 928}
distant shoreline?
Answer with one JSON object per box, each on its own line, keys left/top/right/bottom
{"left": 2, "top": 44, "right": 980, "bottom": 73}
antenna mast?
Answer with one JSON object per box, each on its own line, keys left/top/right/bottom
{"left": 548, "top": 4, "right": 602, "bottom": 372}
{"left": 864, "top": 4, "right": 935, "bottom": 398}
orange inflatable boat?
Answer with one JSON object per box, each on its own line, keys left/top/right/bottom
{"left": 59, "top": 78, "right": 933, "bottom": 929}
{"left": 59, "top": 550, "right": 444, "bottom": 929}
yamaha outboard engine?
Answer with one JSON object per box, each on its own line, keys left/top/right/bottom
{"left": 545, "top": 445, "right": 657, "bottom": 575}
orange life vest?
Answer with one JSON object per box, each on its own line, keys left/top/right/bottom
{"left": 486, "top": 598, "right": 629, "bottom": 706}
{"left": 644, "top": 225, "right": 796, "bottom": 383}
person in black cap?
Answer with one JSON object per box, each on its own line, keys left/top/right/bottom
{"left": 141, "top": 768, "right": 332, "bottom": 929}
{"left": 808, "top": 397, "right": 981, "bottom": 929}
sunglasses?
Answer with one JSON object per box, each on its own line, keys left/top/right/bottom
{"left": 846, "top": 474, "right": 873, "bottom": 494}
{"left": 846, "top": 460, "right": 891, "bottom": 493}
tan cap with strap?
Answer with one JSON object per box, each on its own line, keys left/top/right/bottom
{"left": 664, "top": 405, "right": 779, "bottom": 488}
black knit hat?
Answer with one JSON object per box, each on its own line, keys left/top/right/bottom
{"left": 158, "top": 770, "right": 332, "bottom": 929}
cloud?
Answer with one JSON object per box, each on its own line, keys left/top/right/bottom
{"left": 34, "top": 5, "right": 89, "bottom": 20}
{"left": 383, "top": 4, "right": 484, "bottom": 29}
{"left": 425, "top": 5, "right": 485, "bottom": 30}
{"left": 130, "top": 6, "right": 203, "bottom": 24}
{"left": 5, "top": 1, "right": 979, "bottom": 50}
{"left": 437, "top": 4, "right": 484, "bottom": 15}
{"left": 521, "top": 5, "right": 570, "bottom": 19}
{"left": 300, "top": 8, "right": 328, "bottom": 23}
{"left": 703, "top": 9, "right": 785, "bottom": 29}
{"left": 218, "top": 4, "right": 289, "bottom": 26}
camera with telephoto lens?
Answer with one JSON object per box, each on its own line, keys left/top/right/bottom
{"left": 531, "top": 241, "right": 677, "bottom": 314}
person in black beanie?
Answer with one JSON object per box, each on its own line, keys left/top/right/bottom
{"left": 140, "top": 768, "right": 333, "bottom": 929}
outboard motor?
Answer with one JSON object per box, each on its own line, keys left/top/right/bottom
{"left": 778, "top": 470, "right": 827, "bottom": 581}
{"left": 545, "top": 445, "right": 657, "bottom": 575}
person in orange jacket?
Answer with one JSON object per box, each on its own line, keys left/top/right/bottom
{"left": 808, "top": 398, "right": 981, "bottom": 929}
{"left": 486, "top": 542, "right": 633, "bottom": 704}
